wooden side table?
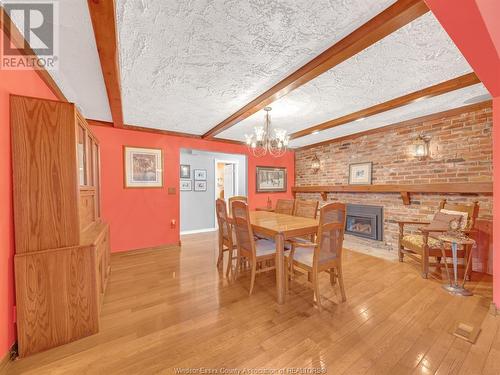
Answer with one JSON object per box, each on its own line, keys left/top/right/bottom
{"left": 431, "top": 233, "right": 476, "bottom": 296}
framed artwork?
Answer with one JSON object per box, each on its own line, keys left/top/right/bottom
{"left": 194, "top": 180, "right": 207, "bottom": 191}
{"left": 349, "top": 162, "right": 372, "bottom": 185}
{"left": 180, "top": 164, "right": 190, "bottom": 178}
{"left": 256, "top": 166, "right": 287, "bottom": 193}
{"left": 180, "top": 179, "right": 192, "bottom": 191}
{"left": 194, "top": 169, "right": 207, "bottom": 180}
{"left": 123, "top": 146, "right": 163, "bottom": 188}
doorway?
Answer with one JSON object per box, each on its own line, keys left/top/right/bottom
{"left": 179, "top": 149, "right": 246, "bottom": 234}
{"left": 215, "top": 160, "right": 238, "bottom": 203}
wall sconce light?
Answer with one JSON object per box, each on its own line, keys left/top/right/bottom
{"left": 311, "top": 154, "right": 321, "bottom": 173}
{"left": 412, "top": 134, "right": 431, "bottom": 160}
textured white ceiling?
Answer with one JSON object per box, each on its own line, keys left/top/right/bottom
{"left": 8, "top": 0, "right": 113, "bottom": 120}
{"left": 117, "top": 0, "right": 396, "bottom": 133}
{"left": 289, "top": 83, "right": 490, "bottom": 148}
{"left": 218, "top": 12, "right": 474, "bottom": 142}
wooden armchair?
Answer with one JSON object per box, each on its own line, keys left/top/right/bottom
{"left": 398, "top": 200, "right": 479, "bottom": 279}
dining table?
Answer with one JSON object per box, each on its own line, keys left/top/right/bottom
{"left": 242, "top": 211, "right": 319, "bottom": 304}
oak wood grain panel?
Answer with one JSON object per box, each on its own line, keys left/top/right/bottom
{"left": 14, "top": 246, "right": 99, "bottom": 357}
{"left": 202, "top": 0, "right": 429, "bottom": 138}
{"left": 11, "top": 95, "right": 80, "bottom": 253}
{"left": 79, "top": 191, "right": 96, "bottom": 231}
{"left": 291, "top": 72, "right": 481, "bottom": 139}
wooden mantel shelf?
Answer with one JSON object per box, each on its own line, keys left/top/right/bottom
{"left": 292, "top": 183, "right": 493, "bottom": 205}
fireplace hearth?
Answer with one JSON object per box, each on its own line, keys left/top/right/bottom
{"left": 345, "top": 204, "right": 383, "bottom": 241}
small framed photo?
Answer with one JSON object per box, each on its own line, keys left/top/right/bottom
{"left": 180, "top": 164, "right": 190, "bottom": 179}
{"left": 194, "top": 169, "right": 207, "bottom": 180}
{"left": 180, "top": 180, "right": 192, "bottom": 191}
{"left": 123, "top": 146, "right": 163, "bottom": 188}
{"left": 194, "top": 180, "right": 207, "bottom": 191}
{"left": 349, "top": 162, "right": 372, "bottom": 185}
{"left": 256, "top": 166, "right": 287, "bottom": 193}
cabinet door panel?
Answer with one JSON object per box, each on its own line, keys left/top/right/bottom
{"left": 11, "top": 96, "right": 80, "bottom": 252}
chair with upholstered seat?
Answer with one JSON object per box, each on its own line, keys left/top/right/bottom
{"left": 275, "top": 199, "right": 295, "bottom": 215}
{"left": 231, "top": 200, "right": 280, "bottom": 295}
{"left": 228, "top": 195, "right": 247, "bottom": 217}
{"left": 398, "top": 199, "right": 479, "bottom": 279}
{"left": 215, "top": 199, "right": 238, "bottom": 277}
{"left": 285, "top": 202, "right": 347, "bottom": 310}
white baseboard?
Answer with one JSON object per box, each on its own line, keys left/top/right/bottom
{"left": 180, "top": 228, "right": 217, "bottom": 235}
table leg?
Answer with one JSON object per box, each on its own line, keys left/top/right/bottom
{"left": 452, "top": 242, "right": 458, "bottom": 287}
{"left": 442, "top": 241, "right": 473, "bottom": 296}
{"left": 275, "top": 233, "right": 285, "bottom": 305}
{"left": 440, "top": 243, "right": 452, "bottom": 286}
{"left": 461, "top": 245, "right": 474, "bottom": 288}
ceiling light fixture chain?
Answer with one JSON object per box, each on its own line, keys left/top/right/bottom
{"left": 244, "top": 107, "right": 289, "bottom": 158}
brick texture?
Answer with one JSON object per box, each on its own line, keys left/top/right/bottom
{"left": 295, "top": 106, "right": 493, "bottom": 252}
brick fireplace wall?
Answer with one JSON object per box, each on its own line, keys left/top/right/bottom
{"left": 295, "top": 105, "right": 493, "bottom": 270}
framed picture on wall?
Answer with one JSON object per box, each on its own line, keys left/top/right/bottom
{"left": 194, "top": 169, "right": 207, "bottom": 180}
{"left": 180, "top": 164, "right": 190, "bottom": 178}
{"left": 123, "top": 146, "right": 163, "bottom": 188}
{"left": 349, "top": 162, "right": 372, "bottom": 185}
{"left": 256, "top": 166, "right": 287, "bottom": 193}
{"left": 194, "top": 180, "right": 207, "bottom": 191}
{"left": 180, "top": 179, "right": 192, "bottom": 191}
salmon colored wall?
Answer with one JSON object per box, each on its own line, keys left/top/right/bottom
{"left": 494, "top": 97, "right": 500, "bottom": 305}
{"left": 425, "top": 0, "right": 500, "bottom": 307}
{"left": 90, "top": 125, "right": 295, "bottom": 252}
{"left": 0, "top": 59, "right": 57, "bottom": 358}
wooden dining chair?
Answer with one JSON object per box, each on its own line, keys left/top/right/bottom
{"left": 215, "top": 199, "right": 237, "bottom": 277}
{"left": 285, "top": 202, "right": 347, "bottom": 310}
{"left": 231, "top": 200, "right": 279, "bottom": 295}
{"left": 275, "top": 199, "right": 295, "bottom": 215}
{"left": 291, "top": 199, "right": 319, "bottom": 243}
{"left": 293, "top": 199, "right": 319, "bottom": 219}
{"left": 228, "top": 195, "right": 247, "bottom": 217}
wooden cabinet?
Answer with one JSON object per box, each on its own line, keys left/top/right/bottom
{"left": 10, "top": 95, "right": 111, "bottom": 357}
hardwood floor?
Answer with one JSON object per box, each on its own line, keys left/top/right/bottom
{"left": 5, "top": 232, "right": 499, "bottom": 374}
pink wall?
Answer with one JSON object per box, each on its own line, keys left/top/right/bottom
{"left": 424, "top": 0, "right": 500, "bottom": 306}
{"left": 494, "top": 97, "right": 500, "bottom": 304}
{"left": 0, "top": 61, "right": 57, "bottom": 358}
{"left": 90, "top": 125, "right": 295, "bottom": 252}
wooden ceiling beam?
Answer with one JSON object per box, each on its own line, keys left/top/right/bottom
{"left": 87, "top": 0, "right": 124, "bottom": 128}
{"left": 201, "top": 0, "right": 429, "bottom": 139}
{"left": 0, "top": 6, "right": 67, "bottom": 101}
{"left": 290, "top": 72, "right": 481, "bottom": 139}
{"left": 86, "top": 119, "right": 245, "bottom": 145}
{"left": 294, "top": 99, "right": 492, "bottom": 151}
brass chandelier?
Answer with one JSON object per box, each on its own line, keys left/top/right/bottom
{"left": 244, "top": 107, "right": 289, "bottom": 157}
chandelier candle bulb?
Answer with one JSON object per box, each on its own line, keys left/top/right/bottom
{"left": 245, "top": 107, "right": 289, "bottom": 157}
